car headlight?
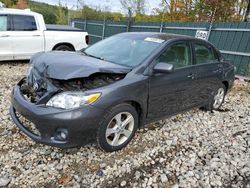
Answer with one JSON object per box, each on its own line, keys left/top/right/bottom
{"left": 46, "top": 92, "right": 101, "bottom": 109}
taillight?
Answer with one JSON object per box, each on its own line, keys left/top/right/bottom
{"left": 85, "top": 35, "right": 89, "bottom": 45}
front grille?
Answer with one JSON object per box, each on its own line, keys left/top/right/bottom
{"left": 15, "top": 112, "right": 41, "bottom": 137}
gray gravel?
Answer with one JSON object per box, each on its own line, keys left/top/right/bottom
{"left": 0, "top": 62, "right": 249, "bottom": 188}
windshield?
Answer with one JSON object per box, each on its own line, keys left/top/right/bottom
{"left": 84, "top": 35, "right": 162, "bottom": 67}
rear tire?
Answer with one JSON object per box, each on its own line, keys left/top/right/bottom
{"left": 97, "top": 103, "right": 138, "bottom": 152}
{"left": 54, "top": 45, "right": 74, "bottom": 51}
{"left": 204, "top": 84, "right": 226, "bottom": 111}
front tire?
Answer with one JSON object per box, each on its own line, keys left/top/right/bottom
{"left": 205, "top": 84, "right": 226, "bottom": 111}
{"left": 97, "top": 103, "right": 138, "bottom": 152}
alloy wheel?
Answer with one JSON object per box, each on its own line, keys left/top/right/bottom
{"left": 213, "top": 88, "right": 225, "bottom": 109}
{"left": 105, "top": 112, "right": 134, "bottom": 147}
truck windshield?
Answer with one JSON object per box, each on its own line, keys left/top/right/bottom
{"left": 83, "top": 35, "right": 162, "bottom": 67}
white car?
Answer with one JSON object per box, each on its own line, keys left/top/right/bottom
{"left": 0, "top": 8, "right": 89, "bottom": 61}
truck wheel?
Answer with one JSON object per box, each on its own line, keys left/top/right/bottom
{"left": 97, "top": 103, "right": 138, "bottom": 152}
{"left": 54, "top": 45, "right": 74, "bottom": 51}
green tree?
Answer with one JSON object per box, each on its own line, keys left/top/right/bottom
{"left": 243, "top": 0, "right": 250, "bottom": 21}
{"left": 120, "top": 0, "right": 146, "bottom": 15}
{"left": 55, "top": 1, "right": 68, "bottom": 25}
{"left": 1, "top": 0, "right": 17, "bottom": 7}
{"left": 28, "top": 1, "right": 57, "bottom": 24}
{"left": 16, "top": 0, "right": 27, "bottom": 9}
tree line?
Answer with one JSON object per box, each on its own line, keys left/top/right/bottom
{"left": 1, "top": 0, "right": 250, "bottom": 24}
{"left": 120, "top": 0, "right": 250, "bottom": 22}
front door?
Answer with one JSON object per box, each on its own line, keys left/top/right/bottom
{"left": 10, "top": 14, "right": 44, "bottom": 60}
{"left": 0, "top": 14, "right": 13, "bottom": 61}
{"left": 148, "top": 42, "right": 198, "bottom": 120}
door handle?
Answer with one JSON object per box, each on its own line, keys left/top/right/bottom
{"left": 213, "top": 69, "right": 222, "bottom": 73}
{"left": 218, "top": 63, "right": 223, "bottom": 68}
{"left": 32, "top": 35, "right": 41, "bottom": 37}
{"left": 187, "top": 73, "right": 195, "bottom": 79}
{"left": 0, "top": 34, "right": 10, "bottom": 37}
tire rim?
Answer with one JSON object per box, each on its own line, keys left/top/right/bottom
{"left": 213, "top": 88, "right": 225, "bottom": 109}
{"left": 105, "top": 112, "right": 134, "bottom": 147}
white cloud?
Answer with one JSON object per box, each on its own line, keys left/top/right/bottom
{"left": 32, "top": 0, "right": 161, "bottom": 14}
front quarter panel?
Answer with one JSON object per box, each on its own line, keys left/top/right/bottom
{"left": 89, "top": 74, "right": 149, "bottom": 123}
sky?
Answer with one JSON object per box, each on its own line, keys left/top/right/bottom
{"left": 32, "top": 0, "right": 162, "bottom": 14}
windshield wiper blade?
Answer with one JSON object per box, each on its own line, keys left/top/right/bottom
{"left": 83, "top": 51, "right": 104, "bottom": 61}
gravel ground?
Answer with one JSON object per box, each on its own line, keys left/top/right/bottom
{"left": 0, "top": 62, "right": 249, "bottom": 188}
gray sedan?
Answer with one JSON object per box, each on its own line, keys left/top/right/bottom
{"left": 10, "top": 32, "right": 235, "bottom": 152}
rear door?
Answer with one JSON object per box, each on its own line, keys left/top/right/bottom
{"left": 0, "top": 14, "right": 13, "bottom": 60}
{"left": 147, "top": 41, "right": 199, "bottom": 120}
{"left": 192, "top": 42, "right": 223, "bottom": 105}
{"left": 10, "top": 14, "right": 44, "bottom": 60}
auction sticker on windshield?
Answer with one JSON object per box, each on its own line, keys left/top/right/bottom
{"left": 144, "top": 37, "right": 165, "bottom": 43}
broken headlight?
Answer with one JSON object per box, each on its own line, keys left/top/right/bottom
{"left": 46, "top": 92, "right": 101, "bottom": 109}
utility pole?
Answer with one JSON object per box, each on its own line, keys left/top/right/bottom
{"left": 160, "top": 0, "right": 168, "bottom": 32}
{"left": 207, "top": 7, "right": 217, "bottom": 41}
{"left": 127, "top": 7, "right": 132, "bottom": 32}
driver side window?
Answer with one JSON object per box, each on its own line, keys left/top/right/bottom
{"left": 156, "top": 43, "right": 190, "bottom": 68}
{"left": 0, "top": 15, "right": 7, "bottom": 31}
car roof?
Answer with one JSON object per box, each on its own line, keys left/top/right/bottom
{"left": 116, "top": 32, "right": 217, "bottom": 49}
{"left": 117, "top": 32, "right": 195, "bottom": 41}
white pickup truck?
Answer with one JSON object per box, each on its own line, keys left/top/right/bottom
{"left": 0, "top": 8, "right": 89, "bottom": 61}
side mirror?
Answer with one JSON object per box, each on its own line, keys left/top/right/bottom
{"left": 153, "top": 62, "right": 174, "bottom": 74}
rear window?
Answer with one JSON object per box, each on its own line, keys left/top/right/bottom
{"left": 12, "top": 15, "right": 37, "bottom": 31}
{"left": 194, "top": 43, "right": 216, "bottom": 64}
{"left": 0, "top": 15, "right": 7, "bottom": 31}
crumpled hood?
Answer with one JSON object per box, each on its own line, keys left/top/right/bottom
{"left": 31, "top": 51, "right": 132, "bottom": 80}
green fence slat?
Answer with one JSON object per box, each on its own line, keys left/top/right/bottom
{"left": 227, "top": 23, "right": 238, "bottom": 51}
{"left": 237, "top": 56, "right": 250, "bottom": 77}
{"left": 220, "top": 23, "right": 231, "bottom": 51}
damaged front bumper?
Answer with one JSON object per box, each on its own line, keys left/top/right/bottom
{"left": 10, "top": 79, "right": 106, "bottom": 148}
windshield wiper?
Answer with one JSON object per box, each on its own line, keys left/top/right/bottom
{"left": 82, "top": 51, "right": 124, "bottom": 66}
{"left": 82, "top": 51, "right": 104, "bottom": 61}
